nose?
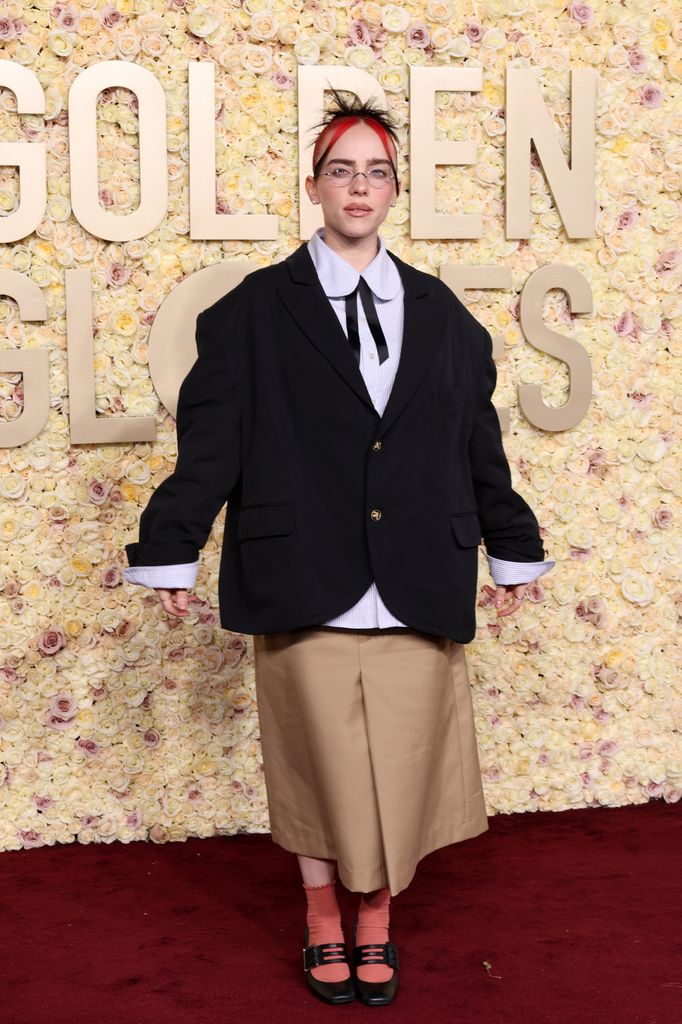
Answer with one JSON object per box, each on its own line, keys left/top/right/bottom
{"left": 350, "top": 172, "right": 369, "bottom": 194}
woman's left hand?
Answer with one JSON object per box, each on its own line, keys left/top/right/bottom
{"left": 483, "top": 582, "right": 530, "bottom": 618}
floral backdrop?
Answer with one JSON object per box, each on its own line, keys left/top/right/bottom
{"left": 0, "top": 0, "right": 680, "bottom": 853}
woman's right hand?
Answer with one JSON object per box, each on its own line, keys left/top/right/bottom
{"left": 154, "top": 587, "right": 189, "bottom": 617}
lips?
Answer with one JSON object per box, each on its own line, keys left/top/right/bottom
{"left": 344, "top": 205, "right": 372, "bottom": 213}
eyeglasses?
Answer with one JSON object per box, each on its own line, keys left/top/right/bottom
{"left": 317, "top": 167, "right": 396, "bottom": 189}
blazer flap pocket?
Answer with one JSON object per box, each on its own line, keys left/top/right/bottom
{"left": 238, "top": 503, "right": 295, "bottom": 541}
{"left": 451, "top": 512, "right": 481, "bottom": 548}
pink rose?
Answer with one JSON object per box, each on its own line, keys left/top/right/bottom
{"left": 102, "top": 566, "right": 122, "bottom": 588}
{"left": 406, "top": 22, "right": 430, "bottom": 48}
{"left": 38, "top": 627, "right": 67, "bottom": 657}
{"left": 272, "top": 70, "right": 294, "bottom": 90}
{"left": 654, "top": 248, "right": 681, "bottom": 273}
{"left": 617, "top": 207, "right": 638, "bottom": 229}
{"left": 126, "top": 810, "right": 142, "bottom": 829}
{"left": 0, "top": 15, "right": 16, "bottom": 38}
{"left": 614, "top": 310, "right": 635, "bottom": 335}
{"left": 101, "top": 5, "right": 123, "bottom": 28}
{"left": 628, "top": 48, "right": 646, "bottom": 72}
{"left": 641, "top": 84, "right": 663, "bottom": 108}
{"left": 143, "top": 729, "right": 160, "bottom": 748}
{"left": 465, "top": 20, "right": 484, "bottom": 43}
{"left": 49, "top": 691, "right": 76, "bottom": 719}
{"left": 77, "top": 739, "right": 100, "bottom": 758}
{"left": 149, "top": 823, "right": 168, "bottom": 843}
{"left": 653, "top": 508, "right": 672, "bottom": 528}
{"left": 349, "top": 19, "right": 372, "bottom": 45}
{"left": 569, "top": 3, "right": 594, "bottom": 26}
{"left": 35, "top": 795, "right": 54, "bottom": 810}
{"left": 48, "top": 505, "right": 69, "bottom": 523}
{"left": 56, "top": 6, "right": 79, "bottom": 30}
{"left": 19, "top": 829, "right": 44, "bottom": 848}
{"left": 106, "top": 263, "right": 131, "bottom": 288}
{"left": 87, "top": 479, "right": 111, "bottom": 504}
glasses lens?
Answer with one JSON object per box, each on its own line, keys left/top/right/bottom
{"left": 324, "top": 168, "right": 393, "bottom": 188}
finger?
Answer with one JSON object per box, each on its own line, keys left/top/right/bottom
{"left": 171, "top": 590, "right": 189, "bottom": 616}
{"left": 494, "top": 585, "right": 509, "bottom": 609}
{"left": 497, "top": 594, "right": 524, "bottom": 617}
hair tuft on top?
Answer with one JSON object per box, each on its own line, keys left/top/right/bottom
{"left": 310, "top": 85, "right": 400, "bottom": 192}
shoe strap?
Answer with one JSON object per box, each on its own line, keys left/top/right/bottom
{"left": 303, "top": 941, "right": 349, "bottom": 972}
{"left": 353, "top": 941, "right": 399, "bottom": 969}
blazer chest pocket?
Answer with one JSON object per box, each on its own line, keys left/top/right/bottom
{"left": 238, "top": 502, "right": 295, "bottom": 541}
{"left": 436, "top": 385, "right": 463, "bottom": 407}
{"left": 451, "top": 512, "right": 481, "bottom": 548}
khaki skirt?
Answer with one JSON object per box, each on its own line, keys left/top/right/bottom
{"left": 252, "top": 626, "right": 489, "bottom": 897}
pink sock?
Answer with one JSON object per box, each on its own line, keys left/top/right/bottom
{"left": 303, "top": 879, "right": 350, "bottom": 983}
{"left": 355, "top": 886, "right": 393, "bottom": 983}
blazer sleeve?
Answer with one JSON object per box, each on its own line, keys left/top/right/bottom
{"left": 125, "top": 291, "right": 244, "bottom": 569}
{"left": 469, "top": 325, "right": 549, "bottom": 563}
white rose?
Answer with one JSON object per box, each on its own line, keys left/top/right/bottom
{"left": 187, "top": 7, "right": 220, "bottom": 38}
{"left": 620, "top": 571, "right": 654, "bottom": 605}
{"left": 381, "top": 4, "right": 410, "bottom": 31}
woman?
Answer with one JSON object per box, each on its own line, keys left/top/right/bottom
{"left": 125, "top": 89, "right": 554, "bottom": 1007}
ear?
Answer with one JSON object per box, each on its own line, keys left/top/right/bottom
{"left": 304, "top": 174, "right": 319, "bottom": 206}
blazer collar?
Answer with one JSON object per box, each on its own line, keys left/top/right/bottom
{"left": 277, "top": 240, "right": 443, "bottom": 437}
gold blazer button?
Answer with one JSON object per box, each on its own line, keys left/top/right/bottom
{"left": 372, "top": 440, "right": 382, "bottom": 451}
{"left": 370, "top": 509, "right": 382, "bottom": 521}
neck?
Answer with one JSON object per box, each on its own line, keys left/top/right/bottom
{"left": 320, "top": 224, "right": 380, "bottom": 273}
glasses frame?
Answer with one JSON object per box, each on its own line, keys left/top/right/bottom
{"left": 315, "top": 166, "right": 398, "bottom": 190}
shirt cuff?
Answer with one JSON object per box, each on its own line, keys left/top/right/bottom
{"left": 123, "top": 561, "right": 199, "bottom": 589}
{"left": 486, "top": 555, "right": 556, "bottom": 585}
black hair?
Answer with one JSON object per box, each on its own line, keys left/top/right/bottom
{"left": 310, "top": 85, "right": 400, "bottom": 190}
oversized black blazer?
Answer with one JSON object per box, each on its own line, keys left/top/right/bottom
{"left": 125, "top": 241, "right": 549, "bottom": 643}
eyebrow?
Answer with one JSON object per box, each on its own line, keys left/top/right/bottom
{"left": 326, "top": 158, "right": 392, "bottom": 167}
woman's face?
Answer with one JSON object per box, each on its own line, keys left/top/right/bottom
{"left": 305, "top": 120, "right": 398, "bottom": 242}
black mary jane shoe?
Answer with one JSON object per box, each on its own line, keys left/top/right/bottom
{"left": 302, "top": 926, "right": 356, "bottom": 1004}
{"left": 352, "top": 917, "right": 400, "bottom": 1006}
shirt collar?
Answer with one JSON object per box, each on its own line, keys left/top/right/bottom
{"left": 307, "top": 226, "right": 402, "bottom": 301}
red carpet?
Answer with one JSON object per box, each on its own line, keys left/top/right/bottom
{"left": 1, "top": 800, "right": 678, "bottom": 1024}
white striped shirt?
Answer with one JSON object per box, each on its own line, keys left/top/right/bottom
{"left": 124, "top": 226, "right": 555, "bottom": 612}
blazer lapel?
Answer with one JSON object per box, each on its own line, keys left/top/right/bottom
{"left": 277, "top": 242, "right": 444, "bottom": 435}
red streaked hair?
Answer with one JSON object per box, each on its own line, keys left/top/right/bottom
{"left": 313, "top": 116, "right": 395, "bottom": 170}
